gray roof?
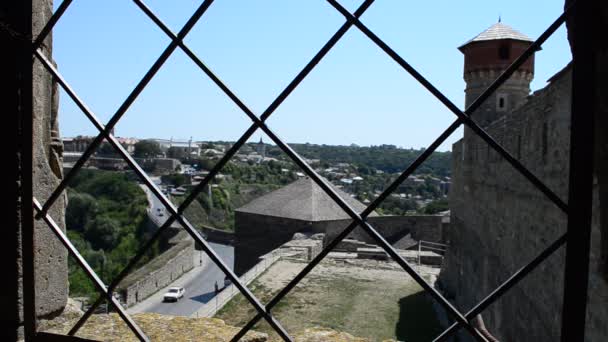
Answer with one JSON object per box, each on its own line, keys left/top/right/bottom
{"left": 460, "top": 22, "right": 533, "bottom": 49}
{"left": 235, "top": 177, "right": 377, "bottom": 221}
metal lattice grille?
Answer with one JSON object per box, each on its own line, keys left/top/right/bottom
{"left": 26, "top": 0, "right": 587, "bottom": 341}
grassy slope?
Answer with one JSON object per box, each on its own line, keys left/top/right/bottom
{"left": 216, "top": 264, "right": 442, "bottom": 341}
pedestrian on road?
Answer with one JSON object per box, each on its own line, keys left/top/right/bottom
{"left": 214, "top": 281, "right": 219, "bottom": 294}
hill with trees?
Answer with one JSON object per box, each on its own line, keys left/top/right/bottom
{"left": 278, "top": 143, "right": 451, "bottom": 177}
{"left": 66, "top": 169, "right": 159, "bottom": 298}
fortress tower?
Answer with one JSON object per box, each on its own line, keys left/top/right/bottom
{"left": 459, "top": 21, "right": 536, "bottom": 128}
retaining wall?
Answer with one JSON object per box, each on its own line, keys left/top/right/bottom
{"left": 119, "top": 239, "right": 195, "bottom": 307}
{"left": 198, "top": 226, "right": 234, "bottom": 245}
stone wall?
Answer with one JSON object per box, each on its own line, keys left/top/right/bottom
{"left": 197, "top": 226, "right": 234, "bottom": 245}
{"left": 119, "top": 239, "right": 195, "bottom": 307}
{"left": 320, "top": 215, "right": 444, "bottom": 247}
{"left": 440, "top": 62, "right": 608, "bottom": 341}
{"left": 235, "top": 212, "right": 444, "bottom": 275}
{"left": 234, "top": 212, "right": 313, "bottom": 275}
{"left": 32, "top": 0, "right": 69, "bottom": 322}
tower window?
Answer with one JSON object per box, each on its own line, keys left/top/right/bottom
{"left": 498, "top": 44, "right": 510, "bottom": 60}
{"left": 497, "top": 94, "right": 508, "bottom": 111}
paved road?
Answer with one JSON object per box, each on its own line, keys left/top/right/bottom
{"left": 140, "top": 182, "right": 182, "bottom": 228}
{"left": 127, "top": 242, "right": 234, "bottom": 317}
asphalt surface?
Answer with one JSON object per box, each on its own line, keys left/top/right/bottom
{"left": 141, "top": 180, "right": 179, "bottom": 228}
{"left": 132, "top": 178, "right": 232, "bottom": 316}
{"left": 128, "top": 242, "right": 234, "bottom": 316}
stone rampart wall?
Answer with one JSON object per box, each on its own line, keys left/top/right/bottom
{"left": 319, "top": 215, "right": 444, "bottom": 246}
{"left": 120, "top": 239, "right": 195, "bottom": 307}
{"left": 441, "top": 66, "right": 608, "bottom": 341}
{"left": 235, "top": 212, "right": 443, "bottom": 276}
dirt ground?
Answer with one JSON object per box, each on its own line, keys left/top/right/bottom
{"left": 215, "top": 258, "right": 442, "bottom": 341}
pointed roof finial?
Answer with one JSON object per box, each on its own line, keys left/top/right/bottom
{"left": 498, "top": 15, "right": 501, "bottom": 23}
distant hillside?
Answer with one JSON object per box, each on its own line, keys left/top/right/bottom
{"left": 268, "top": 143, "right": 451, "bottom": 177}
{"left": 167, "top": 142, "right": 453, "bottom": 231}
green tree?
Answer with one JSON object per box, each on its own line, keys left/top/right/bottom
{"left": 66, "top": 192, "right": 98, "bottom": 232}
{"left": 133, "top": 140, "right": 161, "bottom": 158}
{"left": 167, "top": 146, "right": 187, "bottom": 160}
{"left": 161, "top": 173, "right": 189, "bottom": 187}
{"left": 84, "top": 216, "right": 120, "bottom": 250}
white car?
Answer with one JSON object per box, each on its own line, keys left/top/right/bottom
{"left": 163, "top": 287, "right": 185, "bottom": 302}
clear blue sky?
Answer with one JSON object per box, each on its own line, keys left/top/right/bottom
{"left": 53, "top": 0, "right": 571, "bottom": 151}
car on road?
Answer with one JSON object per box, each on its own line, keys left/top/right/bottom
{"left": 163, "top": 287, "right": 185, "bottom": 302}
{"left": 224, "top": 277, "right": 231, "bottom": 287}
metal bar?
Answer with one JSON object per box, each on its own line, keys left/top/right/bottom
{"left": 237, "top": 119, "right": 488, "bottom": 341}
{"left": 322, "top": 2, "right": 579, "bottom": 340}
{"left": 38, "top": 0, "right": 215, "bottom": 215}
{"left": 68, "top": 296, "right": 104, "bottom": 336}
{"left": 259, "top": 0, "right": 375, "bottom": 122}
{"left": 131, "top": 0, "right": 369, "bottom": 216}
{"left": 173, "top": 207, "right": 293, "bottom": 340}
{"left": 462, "top": 3, "right": 574, "bottom": 120}
{"left": 358, "top": 221, "right": 487, "bottom": 342}
{"left": 33, "top": 8, "right": 285, "bottom": 334}
{"left": 132, "top": 0, "right": 374, "bottom": 212}
{"left": 234, "top": 117, "right": 464, "bottom": 340}
{"left": 35, "top": 48, "right": 271, "bottom": 333}
{"left": 33, "top": 0, "right": 74, "bottom": 50}
{"left": 231, "top": 219, "right": 361, "bottom": 340}
{"left": 131, "top": 0, "right": 259, "bottom": 123}
{"left": 561, "top": 0, "right": 595, "bottom": 339}
{"left": 33, "top": 52, "right": 182, "bottom": 332}
{"left": 239, "top": 2, "right": 574, "bottom": 339}
{"left": 31, "top": 0, "right": 577, "bottom": 340}
{"left": 135, "top": 0, "right": 375, "bottom": 128}
{"left": 106, "top": 124, "right": 257, "bottom": 290}
{"left": 434, "top": 233, "right": 567, "bottom": 341}
{"left": 70, "top": 124, "right": 259, "bottom": 331}
{"left": 365, "top": 119, "right": 462, "bottom": 216}
{"left": 33, "top": 199, "right": 150, "bottom": 342}
{"left": 130, "top": 2, "right": 386, "bottom": 337}
{"left": 34, "top": 50, "right": 104, "bottom": 131}
{"left": 327, "top": 0, "right": 570, "bottom": 214}
{"left": 45, "top": 97, "right": 286, "bottom": 337}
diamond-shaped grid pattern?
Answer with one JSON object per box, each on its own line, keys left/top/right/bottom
{"left": 28, "top": 0, "right": 580, "bottom": 341}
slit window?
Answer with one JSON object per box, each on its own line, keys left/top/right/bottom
{"left": 497, "top": 94, "right": 508, "bottom": 111}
